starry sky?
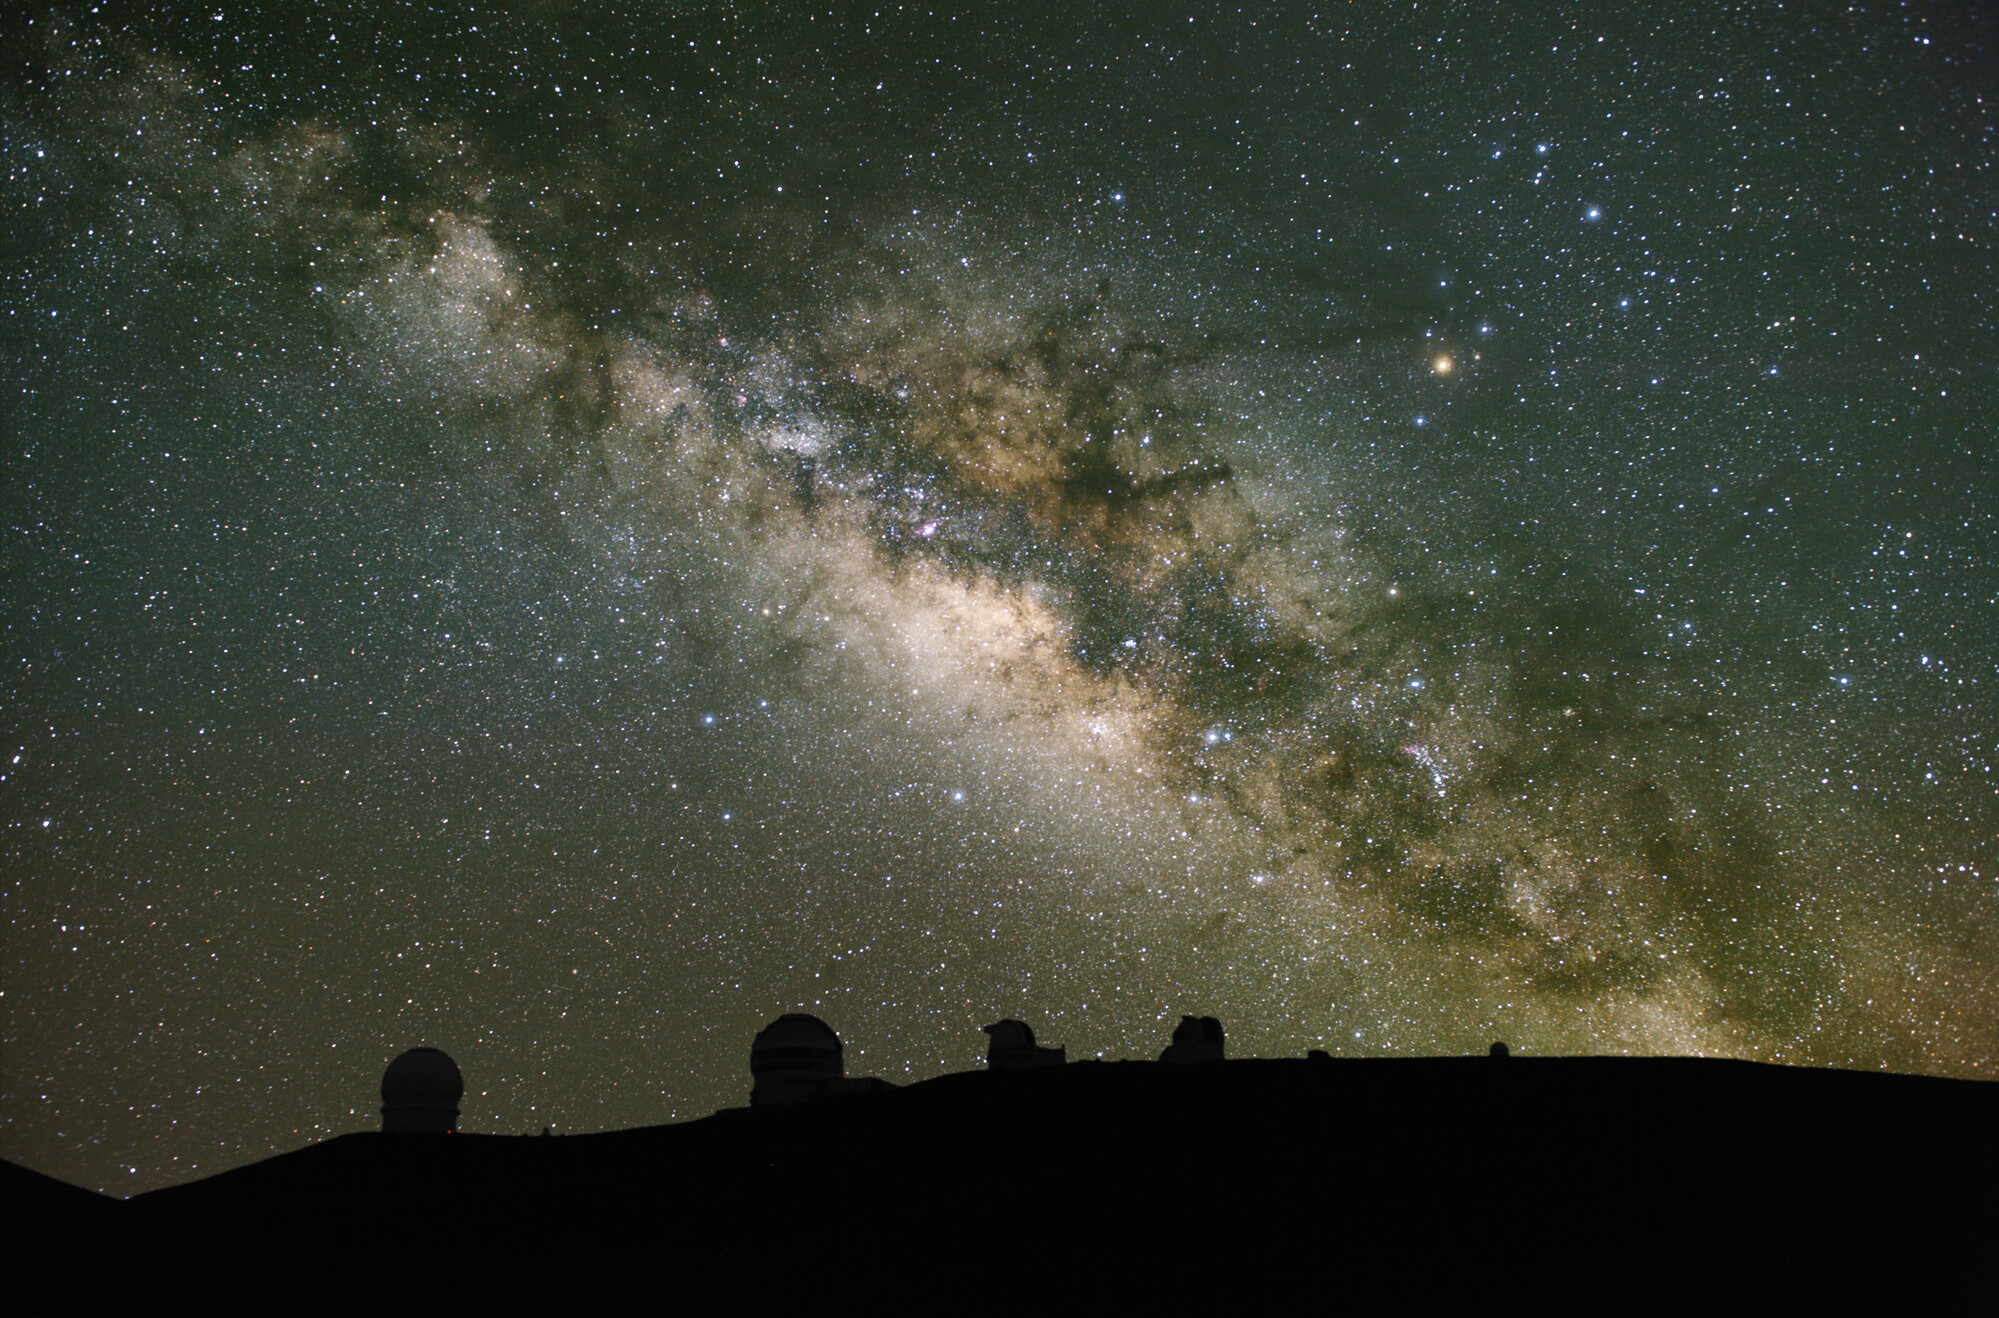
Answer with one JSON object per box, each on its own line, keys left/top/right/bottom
{"left": 3, "top": 1, "right": 1993, "bottom": 1194}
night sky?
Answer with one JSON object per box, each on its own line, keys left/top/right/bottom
{"left": 3, "top": 2, "right": 1993, "bottom": 1195}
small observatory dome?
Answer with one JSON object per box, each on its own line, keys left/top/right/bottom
{"left": 380, "top": 1047, "right": 463, "bottom": 1133}
{"left": 1160, "top": 1015, "right": 1226, "bottom": 1064}
{"left": 982, "top": 1019, "right": 1066, "bottom": 1069}
{"left": 750, "top": 1013, "right": 844, "bottom": 1108}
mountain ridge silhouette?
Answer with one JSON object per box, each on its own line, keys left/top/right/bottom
{"left": 11, "top": 1054, "right": 1993, "bottom": 1302}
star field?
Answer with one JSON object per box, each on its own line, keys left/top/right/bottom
{"left": 1, "top": 2, "right": 1993, "bottom": 1194}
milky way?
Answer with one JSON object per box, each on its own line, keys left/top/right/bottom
{"left": 3, "top": 3, "right": 1994, "bottom": 1193}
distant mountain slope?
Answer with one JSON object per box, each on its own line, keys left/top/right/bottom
{"left": 12, "top": 1057, "right": 1992, "bottom": 1302}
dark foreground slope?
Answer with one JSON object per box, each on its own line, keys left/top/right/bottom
{"left": 14, "top": 1057, "right": 1995, "bottom": 1301}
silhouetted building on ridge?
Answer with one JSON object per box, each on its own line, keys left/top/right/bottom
{"left": 1160, "top": 1016, "right": 1225, "bottom": 1064}
{"left": 749, "top": 1013, "right": 897, "bottom": 1107}
{"left": 982, "top": 1019, "right": 1066, "bottom": 1069}
{"left": 381, "top": 1047, "right": 463, "bottom": 1133}
{"left": 364, "top": 1012, "right": 1503, "bottom": 1133}
{"left": 750, "top": 1014, "right": 842, "bottom": 1107}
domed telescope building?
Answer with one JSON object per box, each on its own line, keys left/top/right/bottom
{"left": 749, "top": 1014, "right": 896, "bottom": 1107}
{"left": 749, "top": 1014, "right": 846, "bottom": 1108}
{"left": 380, "top": 1047, "right": 464, "bottom": 1133}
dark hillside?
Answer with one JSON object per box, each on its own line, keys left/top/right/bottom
{"left": 15, "top": 1057, "right": 1992, "bottom": 1302}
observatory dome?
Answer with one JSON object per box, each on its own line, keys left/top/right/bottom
{"left": 749, "top": 1014, "right": 844, "bottom": 1107}
{"left": 380, "top": 1047, "right": 463, "bottom": 1133}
